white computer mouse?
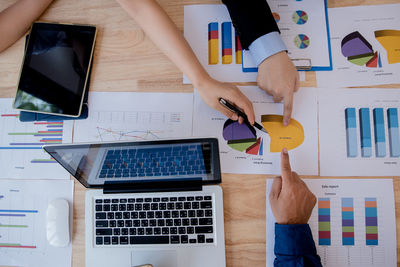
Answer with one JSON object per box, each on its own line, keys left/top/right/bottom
{"left": 46, "top": 198, "right": 70, "bottom": 247}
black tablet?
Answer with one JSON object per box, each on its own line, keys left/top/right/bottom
{"left": 14, "top": 22, "right": 97, "bottom": 117}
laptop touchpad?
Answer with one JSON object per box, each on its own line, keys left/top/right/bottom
{"left": 131, "top": 250, "right": 177, "bottom": 267}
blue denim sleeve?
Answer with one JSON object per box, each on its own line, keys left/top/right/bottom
{"left": 248, "top": 32, "right": 287, "bottom": 66}
{"left": 274, "top": 223, "right": 322, "bottom": 267}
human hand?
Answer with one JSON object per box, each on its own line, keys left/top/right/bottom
{"left": 196, "top": 76, "right": 255, "bottom": 125}
{"left": 269, "top": 148, "right": 316, "bottom": 224}
{"left": 257, "top": 51, "right": 299, "bottom": 126}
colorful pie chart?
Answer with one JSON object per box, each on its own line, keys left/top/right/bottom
{"left": 222, "top": 115, "right": 305, "bottom": 154}
{"left": 294, "top": 34, "right": 310, "bottom": 49}
{"left": 292, "top": 10, "right": 308, "bottom": 25}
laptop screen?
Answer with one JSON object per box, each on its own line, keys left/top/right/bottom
{"left": 44, "top": 138, "right": 221, "bottom": 188}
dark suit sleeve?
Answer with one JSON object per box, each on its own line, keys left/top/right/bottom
{"left": 221, "top": 0, "right": 280, "bottom": 50}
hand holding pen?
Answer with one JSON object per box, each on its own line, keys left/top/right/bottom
{"left": 219, "top": 98, "right": 268, "bottom": 134}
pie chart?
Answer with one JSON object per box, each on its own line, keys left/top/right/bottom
{"left": 272, "top": 12, "right": 280, "bottom": 23}
{"left": 292, "top": 10, "right": 308, "bottom": 25}
{"left": 222, "top": 115, "right": 305, "bottom": 155}
{"left": 294, "top": 34, "right": 310, "bottom": 49}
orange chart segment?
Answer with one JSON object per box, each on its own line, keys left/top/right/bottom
{"left": 375, "top": 30, "right": 400, "bottom": 64}
{"left": 261, "top": 115, "right": 305, "bottom": 152}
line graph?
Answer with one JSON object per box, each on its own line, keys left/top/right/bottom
{"left": 95, "top": 127, "right": 164, "bottom": 141}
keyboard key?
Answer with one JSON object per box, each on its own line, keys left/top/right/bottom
{"left": 184, "top": 202, "right": 191, "bottom": 209}
{"left": 104, "top": 199, "right": 111, "bottom": 203}
{"left": 149, "top": 219, "right": 156, "bottom": 227}
{"left": 127, "top": 204, "right": 134, "bottom": 211}
{"left": 199, "top": 218, "right": 213, "bottom": 225}
{"left": 133, "top": 220, "right": 140, "bottom": 227}
{"left": 190, "top": 218, "right": 198, "bottom": 226}
{"left": 154, "top": 228, "right": 161, "bottom": 235}
{"left": 198, "top": 235, "right": 205, "bottom": 243}
{"left": 143, "top": 204, "right": 150, "bottom": 210}
{"left": 122, "top": 228, "right": 129, "bottom": 235}
{"left": 195, "top": 196, "right": 203, "bottom": 201}
{"left": 151, "top": 203, "right": 158, "bottom": 210}
{"left": 112, "top": 236, "right": 119, "bottom": 245}
{"left": 159, "top": 203, "right": 167, "bottom": 210}
{"left": 155, "top": 211, "right": 163, "bottom": 218}
{"left": 175, "top": 202, "right": 183, "bottom": 210}
{"left": 181, "top": 235, "right": 188, "bottom": 243}
{"left": 204, "top": 196, "right": 212, "bottom": 200}
{"left": 180, "top": 211, "right": 188, "bottom": 218}
{"left": 152, "top": 198, "right": 160, "bottom": 202}
{"left": 103, "top": 204, "right": 110, "bottom": 211}
{"left": 112, "top": 199, "right": 119, "bottom": 203}
{"left": 128, "top": 198, "right": 135, "bottom": 203}
{"left": 192, "top": 202, "right": 200, "bottom": 209}
{"left": 205, "top": 210, "right": 212, "bottom": 217}
{"left": 138, "top": 228, "right": 145, "bottom": 235}
{"left": 201, "top": 201, "right": 212, "bottom": 209}
{"left": 135, "top": 204, "right": 142, "bottom": 210}
{"left": 96, "top": 212, "right": 106, "bottom": 220}
{"left": 178, "top": 197, "right": 186, "bottom": 201}
{"left": 131, "top": 212, "right": 138, "bottom": 219}
{"left": 117, "top": 220, "right": 124, "bottom": 227}
{"left": 120, "top": 236, "right": 129, "bottom": 245}
{"left": 96, "top": 220, "right": 108, "bottom": 227}
{"left": 113, "top": 228, "right": 120, "bottom": 235}
{"left": 171, "top": 235, "right": 180, "bottom": 244}
{"left": 115, "top": 212, "right": 122, "bottom": 219}
{"left": 111, "top": 204, "right": 118, "bottom": 211}
{"left": 109, "top": 220, "right": 116, "bottom": 227}
{"left": 187, "top": 197, "right": 194, "bottom": 201}
{"left": 174, "top": 219, "right": 181, "bottom": 226}
{"left": 195, "top": 226, "right": 213, "bottom": 234}
{"left": 146, "top": 228, "right": 153, "bottom": 235}
{"left": 157, "top": 219, "right": 165, "bottom": 227}
{"left": 95, "top": 205, "right": 102, "bottom": 211}
{"left": 95, "top": 199, "right": 103, "bottom": 204}
{"left": 136, "top": 198, "right": 143, "bottom": 203}
{"left": 129, "top": 228, "right": 136, "bottom": 235}
{"left": 123, "top": 212, "right": 130, "bottom": 219}
{"left": 147, "top": 211, "right": 154, "bottom": 218}
{"left": 104, "top": 236, "right": 111, "bottom": 245}
{"left": 161, "top": 197, "right": 169, "bottom": 202}
{"left": 163, "top": 211, "right": 171, "bottom": 218}
{"left": 162, "top": 227, "right": 169, "bottom": 234}
{"left": 120, "top": 199, "right": 127, "bottom": 203}
{"left": 169, "top": 197, "right": 177, "bottom": 202}
{"left": 182, "top": 219, "right": 190, "bottom": 226}
{"left": 196, "top": 210, "right": 204, "bottom": 217}
{"left": 96, "top": 229, "right": 112, "bottom": 236}
{"left": 139, "top": 212, "right": 146, "bottom": 219}
{"left": 167, "top": 203, "right": 175, "bottom": 210}
{"left": 141, "top": 220, "right": 149, "bottom": 227}
{"left": 125, "top": 220, "right": 132, "bottom": 227}
{"left": 178, "top": 227, "right": 186, "bottom": 234}
{"left": 188, "top": 210, "right": 196, "bottom": 217}
{"left": 170, "top": 227, "right": 178, "bottom": 234}
{"left": 145, "top": 198, "right": 152, "bottom": 202}
{"left": 129, "top": 236, "right": 169, "bottom": 244}
{"left": 166, "top": 219, "right": 173, "bottom": 226}
{"left": 189, "top": 239, "right": 196, "bottom": 244}
{"left": 206, "top": 238, "right": 214, "bottom": 243}
{"left": 172, "top": 211, "right": 179, "bottom": 218}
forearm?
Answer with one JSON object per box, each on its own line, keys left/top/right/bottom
{"left": 274, "top": 224, "right": 322, "bottom": 267}
{"left": 0, "top": 0, "right": 54, "bottom": 52}
{"left": 116, "top": 0, "right": 210, "bottom": 87}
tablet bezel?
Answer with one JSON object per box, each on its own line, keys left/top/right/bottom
{"left": 13, "top": 22, "right": 97, "bottom": 117}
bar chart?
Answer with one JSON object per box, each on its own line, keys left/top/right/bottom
{"left": 207, "top": 21, "right": 241, "bottom": 65}
{"left": 267, "top": 179, "right": 397, "bottom": 267}
{"left": 0, "top": 180, "right": 73, "bottom": 267}
{"left": 344, "top": 107, "right": 400, "bottom": 158}
{"left": 0, "top": 99, "right": 73, "bottom": 179}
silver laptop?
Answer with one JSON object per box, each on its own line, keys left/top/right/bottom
{"left": 44, "top": 138, "right": 226, "bottom": 267}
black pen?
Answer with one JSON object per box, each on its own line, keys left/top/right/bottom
{"left": 219, "top": 98, "right": 268, "bottom": 134}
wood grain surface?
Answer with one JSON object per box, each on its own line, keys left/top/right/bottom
{"left": 0, "top": 0, "right": 399, "bottom": 266}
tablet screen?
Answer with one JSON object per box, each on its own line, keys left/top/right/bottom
{"left": 14, "top": 22, "right": 96, "bottom": 116}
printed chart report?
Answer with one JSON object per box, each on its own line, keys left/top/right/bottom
{"left": 193, "top": 86, "right": 318, "bottom": 175}
{"left": 74, "top": 92, "right": 193, "bottom": 143}
{"left": 266, "top": 179, "right": 397, "bottom": 267}
{"left": 317, "top": 4, "right": 400, "bottom": 87}
{"left": 0, "top": 99, "right": 73, "bottom": 179}
{"left": 0, "top": 179, "right": 73, "bottom": 267}
{"left": 319, "top": 88, "right": 400, "bottom": 176}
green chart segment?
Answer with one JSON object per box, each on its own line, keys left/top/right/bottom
{"left": 222, "top": 119, "right": 263, "bottom": 156}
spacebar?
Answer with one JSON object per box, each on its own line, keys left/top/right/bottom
{"left": 129, "top": 236, "right": 169, "bottom": 244}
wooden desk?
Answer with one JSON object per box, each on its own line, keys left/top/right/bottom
{"left": 0, "top": 0, "right": 399, "bottom": 266}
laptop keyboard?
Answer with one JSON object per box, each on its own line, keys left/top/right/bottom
{"left": 99, "top": 144, "right": 207, "bottom": 178}
{"left": 94, "top": 194, "right": 215, "bottom": 246}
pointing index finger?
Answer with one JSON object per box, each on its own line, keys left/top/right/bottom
{"left": 280, "top": 148, "right": 293, "bottom": 185}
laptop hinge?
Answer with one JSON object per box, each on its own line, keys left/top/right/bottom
{"left": 103, "top": 179, "right": 203, "bottom": 194}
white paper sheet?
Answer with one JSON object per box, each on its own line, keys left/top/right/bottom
{"left": 317, "top": 4, "right": 400, "bottom": 87}
{"left": 74, "top": 92, "right": 193, "bottom": 142}
{"left": 242, "top": 0, "right": 331, "bottom": 70}
{"left": 0, "top": 179, "right": 74, "bottom": 267}
{"left": 192, "top": 86, "right": 318, "bottom": 175}
{"left": 319, "top": 88, "right": 400, "bottom": 176}
{"left": 0, "top": 99, "right": 73, "bottom": 179}
{"left": 184, "top": 5, "right": 257, "bottom": 83}
{"left": 266, "top": 179, "right": 397, "bottom": 267}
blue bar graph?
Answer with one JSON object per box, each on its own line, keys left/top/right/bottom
{"left": 373, "top": 108, "right": 386, "bottom": 157}
{"left": 359, "top": 108, "right": 372, "bottom": 157}
{"left": 345, "top": 108, "right": 358, "bottom": 157}
{"left": 387, "top": 108, "right": 400, "bottom": 157}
